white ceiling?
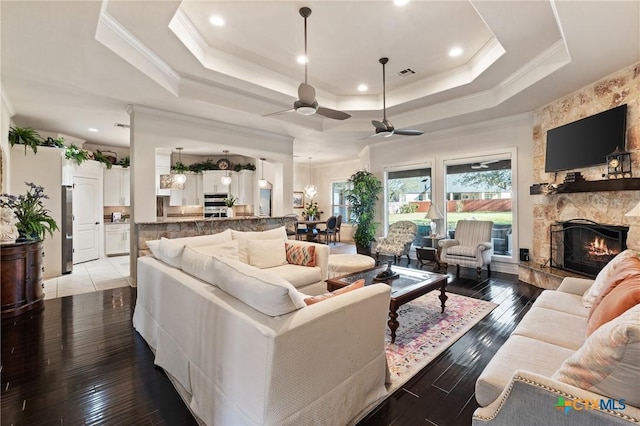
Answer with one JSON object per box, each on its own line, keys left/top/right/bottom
{"left": 2, "top": 1, "right": 639, "bottom": 164}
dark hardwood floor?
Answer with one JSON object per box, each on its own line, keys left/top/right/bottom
{"left": 1, "top": 251, "right": 542, "bottom": 426}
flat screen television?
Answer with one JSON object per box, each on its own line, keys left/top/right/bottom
{"left": 544, "top": 104, "right": 627, "bottom": 173}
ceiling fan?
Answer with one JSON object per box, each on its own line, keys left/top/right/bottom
{"left": 264, "top": 7, "right": 351, "bottom": 120}
{"left": 471, "top": 160, "right": 500, "bottom": 169}
{"left": 371, "top": 57, "right": 424, "bottom": 137}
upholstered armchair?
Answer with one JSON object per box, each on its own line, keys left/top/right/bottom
{"left": 375, "top": 221, "right": 418, "bottom": 265}
{"left": 439, "top": 220, "right": 493, "bottom": 279}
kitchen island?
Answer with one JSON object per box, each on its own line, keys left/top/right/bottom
{"left": 131, "top": 216, "right": 297, "bottom": 282}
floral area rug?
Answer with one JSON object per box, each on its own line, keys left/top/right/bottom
{"left": 385, "top": 291, "right": 497, "bottom": 393}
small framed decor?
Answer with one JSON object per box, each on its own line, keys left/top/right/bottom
{"left": 293, "top": 191, "right": 304, "bottom": 208}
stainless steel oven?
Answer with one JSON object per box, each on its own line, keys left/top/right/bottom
{"left": 204, "top": 193, "right": 227, "bottom": 218}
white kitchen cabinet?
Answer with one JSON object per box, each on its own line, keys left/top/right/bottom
{"left": 156, "top": 152, "right": 171, "bottom": 196}
{"left": 105, "top": 223, "right": 130, "bottom": 255}
{"left": 202, "top": 171, "right": 231, "bottom": 195}
{"left": 169, "top": 173, "right": 203, "bottom": 206}
{"left": 103, "top": 166, "right": 130, "bottom": 206}
{"left": 232, "top": 170, "right": 255, "bottom": 205}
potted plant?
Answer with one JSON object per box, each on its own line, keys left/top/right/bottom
{"left": 346, "top": 170, "right": 383, "bottom": 256}
{"left": 224, "top": 195, "right": 237, "bottom": 217}
{"left": 8, "top": 126, "right": 43, "bottom": 155}
{"left": 65, "top": 143, "right": 93, "bottom": 165}
{"left": 0, "top": 182, "right": 59, "bottom": 241}
{"left": 302, "top": 201, "right": 323, "bottom": 220}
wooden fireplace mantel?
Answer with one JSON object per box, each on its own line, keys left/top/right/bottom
{"left": 529, "top": 178, "right": 640, "bottom": 195}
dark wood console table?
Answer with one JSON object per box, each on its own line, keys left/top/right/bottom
{"left": 1, "top": 240, "right": 45, "bottom": 319}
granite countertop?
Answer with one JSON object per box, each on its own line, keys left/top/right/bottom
{"left": 135, "top": 216, "right": 268, "bottom": 225}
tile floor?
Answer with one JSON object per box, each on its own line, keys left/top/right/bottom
{"left": 43, "top": 255, "right": 132, "bottom": 300}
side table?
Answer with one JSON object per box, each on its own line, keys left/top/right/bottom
{"left": 416, "top": 236, "right": 443, "bottom": 271}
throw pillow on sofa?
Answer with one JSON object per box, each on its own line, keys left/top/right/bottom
{"left": 231, "top": 227, "right": 288, "bottom": 263}
{"left": 552, "top": 304, "right": 640, "bottom": 407}
{"left": 247, "top": 239, "right": 287, "bottom": 269}
{"left": 211, "top": 256, "right": 307, "bottom": 316}
{"left": 587, "top": 255, "right": 640, "bottom": 322}
{"left": 582, "top": 249, "right": 638, "bottom": 308}
{"left": 304, "top": 279, "right": 365, "bottom": 305}
{"left": 181, "top": 246, "right": 217, "bottom": 285}
{"left": 147, "top": 237, "right": 185, "bottom": 268}
{"left": 285, "top": 243, "right": 316, "bottom": 267}
{"left": 192, "top": 240, "right": 240, "bottom": 261}
{"left": 587, "top": 273, "right": 640, "bottom": 335}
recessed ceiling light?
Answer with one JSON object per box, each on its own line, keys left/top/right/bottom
{"left": 449, "top": 47, "right": 463, "bottom": 57}
{"left": 88, "top": 128, "right": 99, "bottom": 132}
{"left": 209, "top": 15, "right": 225, "bottom": 27}
{"left": 357, "top": 84, "right": 368, "bottom": 92}
{"left": 297, "top": 55, "right": 308, "bottom": 64}
{"left": 394, "top": 0, "right": 410, "bottom": 6}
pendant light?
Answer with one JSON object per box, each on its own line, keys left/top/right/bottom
{"left": 303, "top": 157, "right": 318, "bottom": 199}
{"left": 258, "top": 157, "right": 268, "bottom": 188}
{"left": 160, "top": 148, "right": 186, "bottom": 190}
{"left": 220, "top": 150, "right": 232, "bottom": 186}
{"left": 172, "top": 147, "right": 187, "bottom": 187}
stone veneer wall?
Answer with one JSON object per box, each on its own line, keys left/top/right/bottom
{"left": 530, "top": 62, "right": 640, "bottom": 271}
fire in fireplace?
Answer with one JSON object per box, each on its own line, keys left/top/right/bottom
{"left": 550, "top": 219, "right": 628, "bottom": 278}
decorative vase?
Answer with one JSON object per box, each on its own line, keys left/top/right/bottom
{"left": 227, "top": 207, "right": 234, "bottom": 218}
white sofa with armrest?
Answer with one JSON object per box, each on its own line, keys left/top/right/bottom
{"left": 473, "top": 252, "right": 640, "bottom": 426}
{"left": 134, "top": 227, "right": 392, "bottom": 425}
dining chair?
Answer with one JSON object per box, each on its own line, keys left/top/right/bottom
{"left": 318, "top": 216, "right": 338, "bottom": 245}
{"left": 335, "top": 214, "right": 343, "bottom": 242}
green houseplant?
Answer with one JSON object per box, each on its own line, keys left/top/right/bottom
{"left": 0, "top": 182, "right": 59, "bottom": 241}
{"left": 346, "top": 170, "right": 383, "bottom": 256}
{"left": 8, "top": 126, "right": 43, "bottom": 155}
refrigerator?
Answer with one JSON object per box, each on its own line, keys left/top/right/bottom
{"left": 61, "top": 185, "right": 73, "bottom": 274}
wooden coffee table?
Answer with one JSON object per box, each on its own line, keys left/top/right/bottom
{"left": 326, "top": 265, "right": 448, "bottom": 343}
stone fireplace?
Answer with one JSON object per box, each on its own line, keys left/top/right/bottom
{"left": 550, "top": 219, "right": 628, "bottom": 278}
{"left": 521, "top": 62, "right": 640, "bottom": 289}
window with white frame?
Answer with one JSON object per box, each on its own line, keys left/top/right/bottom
{"left": 331, "top": 181, "right": 352, "bottom": 223}
{"left": 445, "top": 157, "right": 513, "bottom": 257}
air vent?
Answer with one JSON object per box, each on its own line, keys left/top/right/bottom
{"left": 396, "top": 68, "right": 416, "bottom": 77}
{"left": 114, "top": 123, "right": 130, "bottom": 129}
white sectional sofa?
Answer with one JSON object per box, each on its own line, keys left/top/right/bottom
{"left": 473, "top": 250, "right": 640, "bottom": 426}
{"left": 133, "top": 227, "right": 392, "bottom": 425}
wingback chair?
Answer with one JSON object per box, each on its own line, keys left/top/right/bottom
{"left": 375, "top": 221, "right": 418, "bottom": 265}
{"left": 439, "top": 220, "right": 493, "bottom": 279}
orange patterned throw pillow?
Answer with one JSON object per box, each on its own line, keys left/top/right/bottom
{"left": 285, "top": 243, "right": 316, "bottom": 267}
{"left": 304, "top": 279, "right": 365, "bottom": 305}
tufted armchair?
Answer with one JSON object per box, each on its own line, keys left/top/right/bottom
{"left": 439, "top": 220, "right": 493, "bottom": 279}
{"left": 375, "top": 221, "right": 418, "bottom": 265}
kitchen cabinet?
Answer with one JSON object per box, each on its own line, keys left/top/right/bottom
{"left": 231, "top": 170, "right": 255, "bottom": 205}
{"left": 170, "top": 173, "right": 203, "bottom": 206}
{"left": 202, "top": 171, "right": 231, "bottom": 195}
{"left": 156, "top": 152, "right": 171, "bottom": 196}
{"left": 104, "top": 166, "right": 130, "bottom": 206}
{"left": 105, "top": 223, "right": 130, "bottom": 255}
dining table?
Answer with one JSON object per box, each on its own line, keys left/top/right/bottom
{"left": 298, "top": 219, "right": 326, "bottom": 242}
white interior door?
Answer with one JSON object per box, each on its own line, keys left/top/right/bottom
{"left": 73, "top": 176, "right": 101, "bottom": 264}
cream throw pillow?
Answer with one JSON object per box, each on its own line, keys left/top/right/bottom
{"left": 211, "top": 256, "right": 306, "bottom": 316}
{"left": 248, "top": 239, "right": 287, "bottom": 269}
{"left": 582, "top": 249, "right": 637, "bottom": 308}
{"left": 192, "top": 240, "right": 240, "bottom": 261}
{"left": 552, "top": 304, "right": 640, "bottom": 407}
{"left": 231, "top": 227, "right": 288, "bottom": 263}
{"left": 148, "top": 237, "right": 185, "bottom": 268}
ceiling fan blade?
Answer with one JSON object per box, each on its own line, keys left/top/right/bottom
{"left": 316, "top": 107, "right": 351, "bottom": 120}
{"left": 394, "top": 129, "right": 424, "bottom": 136}
{"left": 372, "top": 120, "right": 388, "bottom": 132}
{"left": 262, "top": 108, "right": 295, "bottom": 117}
{"left": 298, "top": 83, "right": 316, "bottom": 105}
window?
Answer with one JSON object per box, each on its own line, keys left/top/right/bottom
{"left": 445, "top": 159, "right": 513, "bottom": 256}
{"left": 331, "top": 181, "right": 351, "bottom": 223}
{"left": 385, "top": 167, "right": 432, "bottom": 245}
